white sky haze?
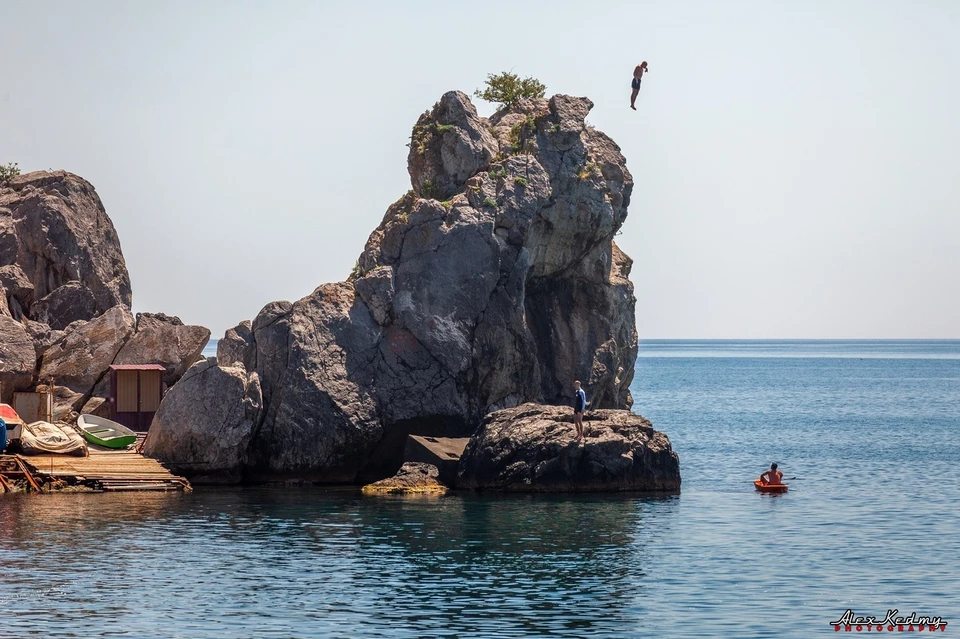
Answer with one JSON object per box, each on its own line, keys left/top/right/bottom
{"left": 1, "top": 1, "right": 958, "bottom": 338}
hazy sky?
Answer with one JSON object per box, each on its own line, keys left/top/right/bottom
{"left": 2, "top": 1, "right": 957, "bottom": 338}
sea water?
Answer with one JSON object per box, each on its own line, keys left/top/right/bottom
{"left": 2, "top": 341, "right": 958, "bottom": 638}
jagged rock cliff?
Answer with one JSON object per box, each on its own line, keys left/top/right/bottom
{"left": 0, "top": 170, "right": 208, "bottom": 415}
{"left": 147, "top": 91, "right": 639, "bottom": 483}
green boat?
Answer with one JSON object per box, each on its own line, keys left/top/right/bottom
{"left": 76, "top": 414, "right": 138, "bottom": 449}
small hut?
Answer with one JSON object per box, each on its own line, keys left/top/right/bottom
{"left": 109, "top": 364, "right": 165, "bottom": 432}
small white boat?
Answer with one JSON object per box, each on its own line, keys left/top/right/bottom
{"left": 77, "top": 414, "right": 138, "bottom": 449}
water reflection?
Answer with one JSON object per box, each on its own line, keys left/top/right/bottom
{"left": 0, "top": 489, "right": 678, "bottom": 638}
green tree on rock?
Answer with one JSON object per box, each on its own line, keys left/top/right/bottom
{"left": 0, "top": 162, "right": 20, "bottom": 182}
{"left": 474, "top": 72, "right": 546, "bottom": 108}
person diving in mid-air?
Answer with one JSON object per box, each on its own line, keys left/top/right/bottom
{"left": 630, "top": 61, "right": 649, "bottom": 110}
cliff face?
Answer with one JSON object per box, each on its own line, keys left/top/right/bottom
{"left": 0, "top": 171, "right": 208, "bottom": 415}
{"left": 359, "top": 92, "right": 637, "bottom": 416}
{"left": 147, "top": 91, "right": 638, "bottom": 483}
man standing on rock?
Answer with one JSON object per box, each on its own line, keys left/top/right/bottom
{"left": 573, "top": 380, "right": 587, "bottom": 441}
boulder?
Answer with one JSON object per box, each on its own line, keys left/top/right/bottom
{"left": 352, "top": 266, "right": 393, "bottom": 326}
{"left": 38, "top": 305, "right": 134, "bottom": 396}
{"left": 216, "top": 320, "right": 256, "bottom": 371}
{"left": 113, "top": 312, "right": 210, "bottom": 387}
{"left": 30, "top": 281, "right": 98, "bottom": 330}
{"left": 361, "top": 462, "right": 448, "bottom": 495}
{"left": 0, "top": 171, "right": 132, "bottom": 316}
{"left": 143, "top": 358, "right": 262, "bottom": 484}
{"left": 0, "top": 315, "right": 36, "bottom": 402}
{"left": 457, "top": 404, "right": 680, "bottom": 492}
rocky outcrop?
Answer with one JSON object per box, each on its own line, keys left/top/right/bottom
{"left": 113, "top": 312, "right": 210, "bottom": 387}
{"left": 407, "top": 91, "right": 498, "bottom": 200}
{"left": 0, "top": 171, "right": 131, "bottom": 326}
{"left": 357, "top": 92, "right": 637, "bottom": 412}
{"left": 457, "top": 404, "right": 680, "bottom": 492}
{"left": 143, "top": 359, "right": 261, "bottom": 483}
{"left": 361, "top": 462, "right": 448, "bottom": 495}
{"left": 161, "top": 90, "right": 640, "bottom": 485}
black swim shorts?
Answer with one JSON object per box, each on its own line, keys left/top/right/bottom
{"left": 631, "top": 78, "right": 642, "bottom": 90}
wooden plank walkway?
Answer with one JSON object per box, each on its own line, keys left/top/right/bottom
{"left": 13, "top": 447, "right": 191, "bottom": 492}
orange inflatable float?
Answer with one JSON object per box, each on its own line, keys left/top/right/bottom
{"left": 754, "top": 479, "right": 789, "bottom": 493}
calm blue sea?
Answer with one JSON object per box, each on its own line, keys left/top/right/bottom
{"left": 2, "top": 340, "right": 958, "bottom": 638}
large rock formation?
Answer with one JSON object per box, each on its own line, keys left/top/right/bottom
{"left": 0, "top": 170, "right": 208, "bottom": 417}
{"left": 456, "top": 404, "right": 680, "bottom": 492}
{"left": 150, "top": 90, "right": 641, "bottom": 485}
{"left": 143, "top": 359, "right": 261, "bottom": 483}
{"left": 0, "top": 171, "right": 131, "bottom": 325}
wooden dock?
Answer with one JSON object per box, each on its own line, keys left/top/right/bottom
{"left": 5, "top": 447, "right": 191, "bottom": 492}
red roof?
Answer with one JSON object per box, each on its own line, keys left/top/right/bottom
{"left": 109, "top": 364, "right": 166, "bottom": 371}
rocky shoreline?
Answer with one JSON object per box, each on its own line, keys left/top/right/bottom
{"left": 3, "top": 90, "right": 681, "bottom": 493}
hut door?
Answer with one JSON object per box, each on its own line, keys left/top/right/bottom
{"left": 115, "top": 370, "right": 140, "bottom": 431}
{"left": 138, "top": 370, "right": 162, "bottom": 431}
{"left": 110, "top": 366, "right": 165, "bottom": 432}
